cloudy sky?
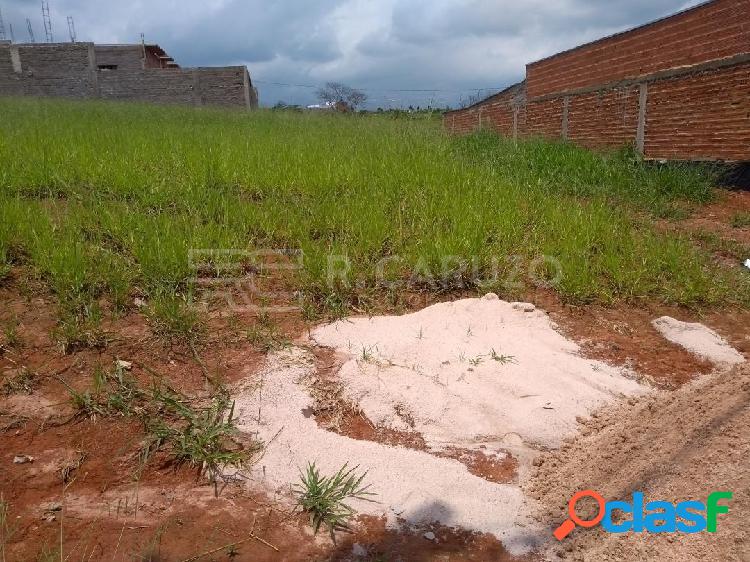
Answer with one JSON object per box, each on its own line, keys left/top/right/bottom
{"left": 2, "top": 0, "right": 701, "bottom": 108}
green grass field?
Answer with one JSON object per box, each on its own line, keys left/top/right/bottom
{"left": 0, "top": 97, "right": 747, "bottom": 338}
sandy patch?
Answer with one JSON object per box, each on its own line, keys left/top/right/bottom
{"left": 232, "top": 296, "right": 647, "bottom": 553}
{"left": 311, "top": 295, "right": 645, "bottom": 455}
{"left": 233, "top": 347, "right": 541, "bottom": 555}
{"left": 526, "top": 363, "right": 750, "bottom": 561}
{"left": 652, "top": 316, "right": 745, "bottom": 365}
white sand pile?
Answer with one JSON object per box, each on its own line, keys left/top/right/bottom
{"left": 232, "top": 347, "right": 541, "bottom": 555}
{"left": 231, "top": 295, "right": 648, "bottom": 553}
{"left": 652, "top": 316, "right": 745, "bottom": 365}
{"left": 312, "top": 294, "right": 645, "bottom": 454}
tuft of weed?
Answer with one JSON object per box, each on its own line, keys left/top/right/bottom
{"left": 34, "top": 544, "right": 60, "bottom": 562}
{"left": 1, "top": 493, "right": 20, "bottom": 562}
{"left": 1, "top": 318, "right": 22, "bottom": 351}
{"left": 2, "top": 368, "right": 37, "bottom": 396}
{"left": 146, "top": 294, "right": 204, "bottom": 345}
{"left": 295, "top": 462, "right": 374, "bottom": 540}
{"left": 245, "top": 315, "right": 289, "bottom": 352}
{"left": 731, "top": 212, "right": 750, "bottom": 229}
{"left": 142, "top": 393, "right": 252, "bottom": 487}
{"left": 53, "top": 304, "right": 108, "bottom": 354}
{"left": 490, "top": 349, "right": 517, "bottom": 364}
{"left": 60, "top": 361, "right": 256, "bottom": 487}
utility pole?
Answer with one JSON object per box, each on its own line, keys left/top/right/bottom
{"left": 9, "top": 22, "right": 14, "bottom": 43}
{"left": 42, "top": 0, "right": 53, "bottom": 42}
{"left": 26, "top": 18, "right": 35, "bottom": 43}
{"left": 67, "top": 15, "right": 76, "bottom": 42}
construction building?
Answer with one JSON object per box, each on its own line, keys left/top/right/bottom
{"left": 0, "top": 41, "right": 258, "bottom": 109}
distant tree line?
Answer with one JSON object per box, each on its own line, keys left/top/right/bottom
{"left": 271, "top": 81, "right": 454, "bottom": 114}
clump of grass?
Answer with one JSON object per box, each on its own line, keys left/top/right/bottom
{"left": 1, "top": 318, "right": 22, "bottom": 350}
{"left": 490, "top": 348, "right": 517, "bottom": 364}
{"left": 146, "top": 294, "right": 204, "bottom": 344}
{"left": 2, "top": 367, "right": 37, "bottom": 396}
{"left": 1, "top": 493, "right": 19, "bottom": 562}
{"left": 359, "top": 345, "right": 376, "bottom": 363}
{"left": 61, "top": 361, "right": 256, "bottom": 487}
{"left": 0, "top": 264, "right": 10, "bottom": 285}
{"left": 65, "top": 364, "right": 138, "bottom": 420}
{"left": 295, "top": 462, "right": 374, "bottom": 540}
{"left": 731, "top": 212, "right": 750, "bottom": 229}
{"left": 142, "top": 392, "right": 251, "bottom": 487}
{"left": 245, "top": 314, "right": 289, "bottom": 352}
{"left": 34, "top": 544, "right": 60, "bottom": 562}
{"left": 53, "top": 304, "right": 108, "bottom": 354}
{"left": 692, "top": 230, "right": 750, "bottom": 261}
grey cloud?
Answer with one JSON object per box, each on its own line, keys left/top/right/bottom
{"left": 0, "top": 0, "right": 700, "bottom": 108}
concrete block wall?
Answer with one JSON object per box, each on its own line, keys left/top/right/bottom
{"left": 98, "top": 68, "right": 196, "bottom": 105}
{"left": 94, "top": 45, "right": 145, "bottom": 70}
{"left": 0, "top": 42, "right": 95, "bottom": 99}
{"left": 194, "top": 67, "right": 252, "bottom": 108}
{"left": 98, "top": 66, "right": 251, "bottom": 108}
{"left": 0, "top": 42, "right": 257, "bottom": 110}
{"left": 443, "top": 0, "right": 750, "bottom": 161}
{"left": 0, "top": 42, "right": 22, "bottom": 96}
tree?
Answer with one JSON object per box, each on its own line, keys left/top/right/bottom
{"left": 316, "top": 82, "right": 368, "bottom": 111}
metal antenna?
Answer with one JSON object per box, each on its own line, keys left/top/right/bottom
{"left": 67, "top": 16, "right": 76, "bottom": 42}
{"left": 26, "top": 18, "right": 35, "bottom": 43}
{"left": 41, "top": 0, "right": 53, "bottom": 42}
{"left": 0, "top": 8, "right": 7, "bottom": 41}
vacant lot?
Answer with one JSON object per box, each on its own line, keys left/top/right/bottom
{"left": 2, "top": 98, "right": 748, "bottom": 319}
{"left": 0, "top": 98, "right": 748, "bottom": 560}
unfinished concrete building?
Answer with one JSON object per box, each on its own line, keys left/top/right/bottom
{"left": 0, "top": 41, "right": 258, "bottom": 109}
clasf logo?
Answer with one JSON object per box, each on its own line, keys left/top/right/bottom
{"left": 553, "top": 490, "right": 733, "bottom": 540}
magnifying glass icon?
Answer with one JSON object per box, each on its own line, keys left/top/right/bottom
{"left": 553, "top": 490, "right": 606, "bottom": 540}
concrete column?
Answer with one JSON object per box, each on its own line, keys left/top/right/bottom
{"left": 636, "top": 83, "right": 648, "bottom": 155}
{"left": 9, "top": 45, "right": 21, "bottom": 73}
{"left": 86, "top": 43, "right": 99, "bottom": 98}
{"left": 561, "top": 97, "right": 570, "bottom": 140}
{"left": 242, "top": 68, "right": 252, "bottom": 110}
{"left": 192, "top": 69, "right": 201, "bottom": 107}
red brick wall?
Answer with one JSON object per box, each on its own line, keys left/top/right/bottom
{"left": 444, "top": 83, "right": 524, "bottom": 135}
{"left": 567, "top": 86, "right": 639, "bottom": 149}
{"left": 525, "top": 98, "right": 563, "bottom": 138}
{"left": 526, "top": 0, "right": 750, "bottom": 98}
{"left": 443, "top": 0, "right": 750, "bottom": 161}
{"left": 644, "top": 61, "right": 750, "bottom": 161}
